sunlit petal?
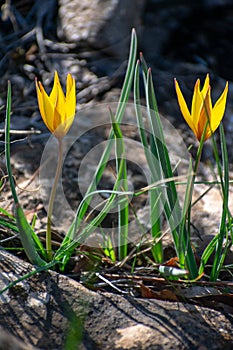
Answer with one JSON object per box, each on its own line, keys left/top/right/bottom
{"left": 191, "top": 79, "right": 203, "bottom": 129}
{"left": 50, "top": 71, "right": 58, "bottom": 105}
{"left": 66, "top": 73, "right": 74, "bottom": 97}
{"left": 200, "top": 74, "right": 210, "bottom": 96}
{"left": 174, "top": 79, "right": 197, "bottom": 137}
{"left": 36, "top": 80, "right": 54, "bottom": 133}
{"left": 66, "top": 77, "right": 76, "bottom": 120}
{"left": 51, "top": 71, "right": 65, "bottom": 95}
{"left": 35, "top": 79, "right": 45, "bottom": 120}
{"left": 197, "top": 87, "right": 212, "bottom": 141}
{"left": 211, "top": 82, "right": 228, "bottom": 133}
{"left": 57, "top": 91, "right": 66, "bottom": 124}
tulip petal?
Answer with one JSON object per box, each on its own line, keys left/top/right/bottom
{"left": 66, "top": 76, "right": 76, "bottom": 120}
{"left": 50, "top": 71, "right": 58, "bottom": 105}
{"left": 53, "top": 73, "right": 76, "bottom": 138}
{"left": 50, "top": 71, "right": 66, "bottom": 128}
{"left": 200, "top": 74, "right": 210, "bottom": 96}
{"left": 36, "top": 80, "right": 54, "bottom": 134}
{"left": 35, "top": 79, "right": 45, "bottom": 120}
{"left": 192, "top": 75, "right": 211, "bottom": 132}
{"left": 211, "top": 82, "right": 228, "bottom": 134}
{"left": 66, "top": 73, "right": 74, "bottom": 97}
{"left": 197, "top": 87, "right": 212, "bottom": 140}
{"left": 191, "top": 79, "right": 203, "bottom": 130}
{"left": 56, "top": 82, "right": 66, "bottom": 126}
{"left": 50, "top": 71, "right": 63, "bottom": 102}
{"left": 53, "top": 107, "right": 63, "bottom": 135}
{"left": 174, "top": 79, "right": 197, "bottom": 136}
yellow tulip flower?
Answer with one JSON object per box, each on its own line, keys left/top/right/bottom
{"left": 36, "top": 71, "right": 76, "bottom": 139}
{"left": 174, "top": 74, "right": 228, "bottom": 141}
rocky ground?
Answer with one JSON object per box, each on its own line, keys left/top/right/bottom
{"left": 0, "top": 0, "right": 233, "bottom": 349}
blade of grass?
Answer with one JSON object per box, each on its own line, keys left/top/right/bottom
{"left": 74, "top": 29, "right": 137, "bottom": 227}
{"left": 5, "top": 81, "right": 47, "bottom": 266}
{"left": 0, "top": 259, "right": 58, "bottom": 294}
{"left": 198, "top": 234, "right": 219, "bottom": 275}
{"left": 210, "top": 124, "right": 230, "bottom": 281}
{"left": 149, "top": 130, "right": 163, "bottom": 262}
{"left": 178, "top": 157, "right": 195, "bottom": 266}
{"left": 0, "top": 218, "right": 18, "bottom": 233}
{"left": 134, "top": 60, "right": 163, "bottom": 262}
{"left": 58, "top": 29, "right": 137, "bottom": 265}
{"left": 140, "top": 57, "right": 180, "bottom": 240}
{"left": 144, "top": 67, "right": 198, "bottom": 278}
{"left": 0, "top": 207, "right": 15, "bottom": 219}
{"left": 110, "top": 108, "right": 129, "bottom": 260}
{"left": 150, "top": 188, "right": 163, "bottom": 262}
{"left": 0, "top": 210, "right": 18, "bottom": 232}
{"left": 146, "top": 69, "right": 179, "bottom": 226}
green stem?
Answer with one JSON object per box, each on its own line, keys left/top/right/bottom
{"left": 186, "top": 123, "right": 207, "bottom": 235}
{"left": 46, "top": 138, "right": 63, "bottom": 260}
{"left": 194, "top": 140, "right": 204, "bottom": 175}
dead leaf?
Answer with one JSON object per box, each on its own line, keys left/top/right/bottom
{"left": 139, "top": 283, "right": 179, "bottom": 301}
{"left": 163, "top": 257, "right": 179, "bottom": 267}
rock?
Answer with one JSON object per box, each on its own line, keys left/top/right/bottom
{"left": 191, "top": 182, "right": 233, "bottom": 239}
{"left": 58, "top": 0, "right": 146, "bottom": 60}
{"left": 0, "top": 250, "right": 233, "bottom": 350}
{"left": 0, "top": 326, "right": 39, "bottom": 350}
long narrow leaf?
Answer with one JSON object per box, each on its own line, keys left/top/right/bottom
{"left": 74, "top": 29, "right": 137, "bottom": 226}
{"left": 5, "top": 81, "right": 47, "bottom": 266}
{"left": 59, "top": 29, "right": 137, "bottom": 258}
{"left": 134, "top": 59, "right": 163, "bottom": 262}
{"left": 210, "top": 124, "right": 230, "bottom": 280}
{"left": 110, "top": 108, "right": 128, "bottom": 260}
{"left": 144, "top": 67, "right": 198, "bottom": 278}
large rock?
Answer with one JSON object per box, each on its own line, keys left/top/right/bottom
{"left": 0, "top": 250, "right": 233, "bottom": 349}
{"left": 58, "top": 0, "right": 146, "bottom": 60}
{"left": 0, "top": 326, "right": 39, "bottom": 350}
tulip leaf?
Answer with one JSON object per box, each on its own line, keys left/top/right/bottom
{"left": 109, "top": 107, "right": 129, "bottom": 260}
{"left": 5, "top": 81, "right": 47, "bottom": 266}
{"left": 58, "top": 29, "right": 137, "bottom": 267}
{"left": 14, "top": 204, "right": 47, "bottom": 266}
